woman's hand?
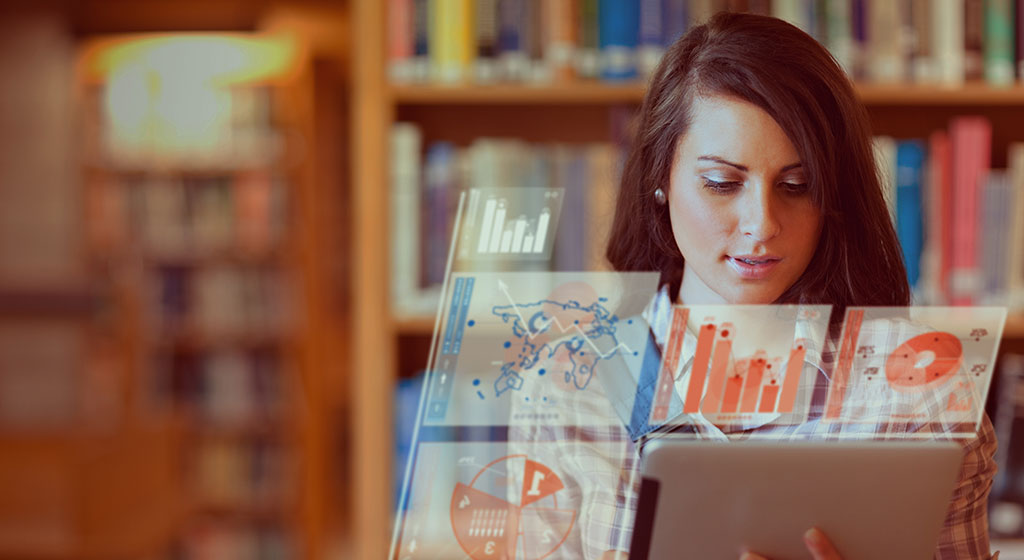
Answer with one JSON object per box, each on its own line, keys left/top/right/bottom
{"left": 740, "top": 528, "right": 842, "bottom": 560}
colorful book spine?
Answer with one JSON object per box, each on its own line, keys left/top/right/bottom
{"left": 474, "top": 0, "right": 500, "bottom": 82}
{"left": 980, "top": 170, "right": 1012, "bottom": 300}
{"left": 498, "top": 0, "right": 529, "bottom": 80}
{"left": 826, "top": 0, "right": 855, "bottom": 76}
{"left": 599, "top": 0, "right": 639, "bottom": 81}
{"left": 984, "top": 0, "right": 1016, "bottom": 85}
{"left": 389, "top": 0, "right": 416, "bottom": 82}
{"left": 429, "top": 0, "right": 473, "bottom": 83}
{"left": 412, "top": 0, "right": 431, "bottom": 81}
{"left": 867, "top": 0, "right": 906, "bottom": 81}
{"left": 1008, "top": 143, "right": 1024, "bottom": 307}
{"left": 544, "top": 0, "right": 577, "bottom": 82}
{"left": 390, "top": 123, "right": 423, "bottom": 307}
{"left": 575, "top": 0, "right": 601, "bottom": 78}
{"left": 911, "top": 0, "right": 936, "bottom": 81}
{"left": 423, "top": 142, "right": 456, "bottom": 286}
{"left": 949, "top": 117, "right": 992, "bottom": 305}
{"left": 965, "top": 0, "right": 986, "bottom": 81}
{"left": 638, "top": 0, "right": 666, "bottom": 78}
{"left": 896, "top": 140, "right": 926, "bottom": 290}
{"left": 1017, "top": 0, "right": 1024, "bottom": 79}
{"left": 664, "top": 0, "right": 690, "bottom": 46}
{"left": 934, "top": 0, "right": 966, "bottom": 85}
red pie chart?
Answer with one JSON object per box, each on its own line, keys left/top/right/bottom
{"left": 884, "top": 331, "right": 962, "bottom": 392}
{"left": 450, "top": 455, "right": 576, "bottom": 559}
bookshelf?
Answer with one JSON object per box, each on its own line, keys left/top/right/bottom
{"left": 349, "top": 2, "right": 1024, "bottom": 558}
{"left": 73, "top": 31, "right": 335, "bottom": 559}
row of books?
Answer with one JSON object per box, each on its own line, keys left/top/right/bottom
{"left": 92, "top": 85, "right": 284, "bottom": 169}
{"left": 157, "top": 348, "right": 285, "bottom": 427}
{"left": 388, "top": 0, "right": 1024, "bottom": 86}
{"left": 153, "top": 265, "right": 294, "bottom": 336}
{"left": 192, "top": 438, "right": 291, "bottom": 509}
{"left": 183, "top": 520, "right": 293, "bottom": 560}
{"left": 87, "top": 172, "right": 288, "bottom": 259}
{"left": 390, "top": 123, "right": 621, "bottom": 315}
{"left": 874, "top": 118, "right": 1024, "bottom": 307}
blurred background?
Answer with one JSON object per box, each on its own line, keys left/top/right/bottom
{"left": 4, "top": 0, "right": 1024, "bottom": 559}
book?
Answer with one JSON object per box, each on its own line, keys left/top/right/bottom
{"left": 473, "top": 0, "right": 500, "bottom": 82}
{"left": 1008, "top": 143, "right": 1024, "bottom": 307}
{"left": 389, "top": 0, "right": 416, "bottom": 82}
{"left": 980, "top": 170, "right": 1012, "bottom": 301}
{"left": 826, "top": 0, "right": 855, "bottom": 76}
{"left": 872, "top": 135, "right": 898, "bottom": 222}
{"left": 638, "top": 0, "right": 666, "bottom": 78}
{"left": 544, "top": 0, "right": 576, "bottom": 82}
{"left": 498, "top": 0, "right": 530, "bottom": 80}
{"left": 933, "top": 0, "right": 966, "bottom": 85}
{"left": 910, "top": 0, "right": 936, "bottom": 81}
{"left": 599, "top": 0, "right": 639, "bottom": 81}
{"left": 575, "top": 0, "right": 601, "bottom": 78}
{"left": 965, "top": 0, "right": 986, "bottom": 81}
{"left": 867, "top": 0, "right": 907, "bottom": 81}
{"left": 984, "top": 0, "right": 1016, "bottom": 85}
{"left": 949, "top": 116, "right": 992, "bottom": 305}
{"left": 896, "top": 140, "right": 926, "bottom": 291}
{"left": 390, "top": 123, "right": 423, "bottom": 310}
{"left": 429, "top": 0, "right": 473, "bottom": 83}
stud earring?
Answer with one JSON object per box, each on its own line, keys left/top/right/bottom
{"left": 654, "top": 188, "right": 667, "bottom": 205}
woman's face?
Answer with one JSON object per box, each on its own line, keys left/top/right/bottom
{"left": 668, "top": 95, "right": 823, "bottom": 304}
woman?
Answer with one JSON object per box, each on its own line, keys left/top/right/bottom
{"left": 604, "top": 11, "right": 997, "bottom": 560}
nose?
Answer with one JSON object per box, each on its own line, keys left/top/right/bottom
{"left": 739, "top": 184, "right": 781, "bottom": 242}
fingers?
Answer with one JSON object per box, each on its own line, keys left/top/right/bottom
{"left": 804, "top": 527, "right": 843, "bottom": 560}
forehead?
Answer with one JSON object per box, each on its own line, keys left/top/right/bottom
{"left": 676, "top": 95, "right": 800, "bottom": 166}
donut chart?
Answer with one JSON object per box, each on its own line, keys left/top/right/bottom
{"left": 450, "top": 455, "right": 576, "bottom": 560}
{"left": 884, "top": 331, "right": 963, "bottom": 392}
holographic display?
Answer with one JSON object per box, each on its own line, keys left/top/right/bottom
{"left": 823, "top": 306, "right": 1007, "bottom": 436}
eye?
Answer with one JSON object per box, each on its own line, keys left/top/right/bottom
{"left": 779, "top": 181, "right": 810, "bottom": 195}
{"left": 702, "top": 178, "right": 742, "bottom": 194}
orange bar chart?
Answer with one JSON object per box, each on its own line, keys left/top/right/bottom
{"left": 759, "top": 383, "right": 779, "bottom": 412}
{"left": 701, "top": 323, "right": 734, "bottom": 414}
{"left": 777, "top": 341, "right": 807, "bottom": 414}
{"left": 740, "top": 353, "right": 767, "bottom": 413}
{"left": 684, "top": 322, "right": 717, "bottom": 413}
{"left": 721, "top": 374, "right": 743, "bottom": 413}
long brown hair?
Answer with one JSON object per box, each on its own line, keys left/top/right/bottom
{"left": 606, "top": 12, "right": 909, "bottom": 312}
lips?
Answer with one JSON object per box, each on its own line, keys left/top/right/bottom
{"left": 726, "top": 255, "right": 782, "bottom": 280}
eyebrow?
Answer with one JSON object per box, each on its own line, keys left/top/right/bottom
{"left": 697, "top": 155, "right": 802, "bottom": 173}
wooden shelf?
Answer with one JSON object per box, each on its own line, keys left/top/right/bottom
{"left": 390, "top": 81, "right": 1024, "bottom": 106}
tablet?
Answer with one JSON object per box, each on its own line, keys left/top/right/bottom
{"left": 629, "top": 440, "right": 963, "bottom": 560}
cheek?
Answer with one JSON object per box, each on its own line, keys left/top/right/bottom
{"left": 669, "top": 194, "right": 730, "bottom": 258}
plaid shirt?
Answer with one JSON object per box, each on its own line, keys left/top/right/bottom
{"left": 508, "top": 287, "right": 998, "bottom": 559}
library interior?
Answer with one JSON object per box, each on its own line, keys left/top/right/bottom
{"left": 5, "top": 0, "right": 1024, "bottom": 558}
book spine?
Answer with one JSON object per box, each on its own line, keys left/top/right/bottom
{"left": 985, "top": 0, "right": 1016, "bottom": 85}
{"left": 390, "top": 123, "right": 423, "bottom": 309}
{"left": 927, "top": 130, "right": 953, "bottom": 303}
{"left": 827, "top": 0, "right": 855, "bottom": 76}
{"left": 525, "top": 0, "right": 549, "bottom": 82}
{"left": 1008, "top": 143, "right": 1024, "bottom": 307}
{"left": 576, "top": 0, "right": 601, "bottom": 78}
{"left": 430, "top": 0, "right": 473, "bottom": 83}
{"left": 499, "top": 0, "right": 529, "bottom": 80}
{"left": 664, "top": 0, "right": 691, "bottom": 46}
{"left": 980, "top": 170, "right": 1011, "bottom": 300}
{"left": 1017, "top": 0, "right": 1024, "bottom": 79}
{"left": 413, "top": 0, "right": 431, "bottom": 81}
{"left": 586, "top": 143, "right": 617, "bottom": 270}
{"left": 896, "top": 140, "right": 926, "bottom": 290}
{"left": 965, "top": 0, "right": 985, "bottom": 81}
{"left": 911, "top": 0, "right": 935, "bottom": 81}
{"left": 599, "top": 0, "right": 639, "bottom": 81}
{"left": 545, "top": 0, "right": 577, "bottom": 82}
{"left": 474, "top": 0, "right": 500, "bottom": 82}
{"left": 949, "top": 117, "right": 992, "bottom": 305}
{"left": 773, "top": 0, "right": 808, "bottom": 32}
{"left": 639, "top": 0, "right": 666, "bottom": 77}
{"left": 934, "top": 0, "right": 966, "bottom": 84}
{"left": 389, "top": 0, "right": 416, "bottom": 82}
{"left": 423, "top": 142, "right": 455, "bottom": 287}
{"left": 867, "top": 0, "right": 907, "bottom": 81}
